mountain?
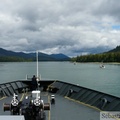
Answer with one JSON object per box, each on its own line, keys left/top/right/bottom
{"left": 0, "top": 48, "right": 70, "bottom": 61}
{"left": 107, "top": 45, "right": 120, "bottom": 53}
{"left": 50, "top": 53, "right": 70, "bottom": 61}
{"left": 0, "top": 48, "right": 30, "bottom": 58}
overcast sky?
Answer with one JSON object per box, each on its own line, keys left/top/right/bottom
{"left": 0, "top": 0, "right": 120, "bottom": 56}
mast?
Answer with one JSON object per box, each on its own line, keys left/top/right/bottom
{"left": 36, "top": 51, "right": 39, "bottom": 81}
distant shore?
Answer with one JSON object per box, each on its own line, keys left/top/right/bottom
{"left": 103, "top": 62, "right": 120, "bottom": 65}
{"left": 75, "top": 62, "right": 120, "bottom": 65}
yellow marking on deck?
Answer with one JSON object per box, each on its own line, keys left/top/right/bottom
{"left": 65, "top": 96, "right": 102, "bottom": 112}
{"left": 0, "top": 96, "right": 7, "bottom": 101}
{"left": 47, "top": 80, "right": 56, "bottom": 91}
{"left": 20, "top": 89, "right": 29, "bottom": 101}
{"left": 20, "top": 93, "right": 25, "bottom": 101}
{"left": 48, "top": 94, "right": 51, "bottom": 120}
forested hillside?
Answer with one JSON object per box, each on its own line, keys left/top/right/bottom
{"left": 0, "top": 56, "right": 32, "bottom": 62}
{"left": 72, "top": 46, "right": 120, "bottom": 63}
{"left": 107, "top": 45, "right": 120, "bottom": 53}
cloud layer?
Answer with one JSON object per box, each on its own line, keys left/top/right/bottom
{"left": 0, "top": 0, "right": 120, "bottom": 56}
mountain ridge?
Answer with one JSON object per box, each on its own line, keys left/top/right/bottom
{"left": 0, "top": 48, "right": 70, "bottom": 61}
{"left": 107, "top": 45, "right": 120, "bottom": 53}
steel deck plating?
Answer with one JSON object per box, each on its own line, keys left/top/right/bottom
{"left": 0, "top": 91, "right": 99, "bottom": 120}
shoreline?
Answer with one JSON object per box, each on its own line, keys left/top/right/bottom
{"left": 75, "top": 62, "right": 120, "bottom": 65}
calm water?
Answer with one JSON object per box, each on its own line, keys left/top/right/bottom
{"left": 0, "top": 62, "right": 120, "bottom": 97}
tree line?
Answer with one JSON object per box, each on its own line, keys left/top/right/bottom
{"left": 0, "top": 56, "right": 32, "bottom": 62}
{"left": 71, "top": 52, "right": 120, "bottom": 63}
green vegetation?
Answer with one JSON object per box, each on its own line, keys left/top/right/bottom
{"left": 108, "top": 45, "right": 120, "bottom": 52}
{"left": 72, "top": 46, "right": 120, "bottom": 63}
{"left": 0, "top": 56, "right": 33, "bottom": 62}
{"left": 72, "top": 52, "right": 120, "bottom": 62}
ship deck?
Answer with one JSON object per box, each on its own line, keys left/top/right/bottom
{"left": 0, "top": 91, "right": 100, "bottom": 120}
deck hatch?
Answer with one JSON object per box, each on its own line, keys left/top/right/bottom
{"left": 91, "top": 94, "right": 105, "bottom": 107}
{"left": 80, "top": 91, "right": 93, "bottom": 102}
{"left": 0, "top": 85, "right": 11, "bottom": 96}
{"left": 16, "top": 82, "right": 23, "bottom": 88}
{"left": 21, "top": 83, "right": 29, "bottom": 88}
{"left": 84, "top": 92, "right": 99, "bottom": 104}
{"left": 0, "top": 87, "right": 4, "bottom": 97}
{"left": 76, "top": 88, "right": 88, "bottom": 100}
{"left": 51, "top": 82, "right": 63, "bottom": 89}
{"left": 10, "top": 82, "right": 18, "bottom": 90}
{"left": 5, "top": 84, "right": 15, "bottom": 95}
{"left": 57, "top": 84, "right": 68, "bottom": 95}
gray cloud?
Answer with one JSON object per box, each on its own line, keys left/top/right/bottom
{"left": 0, "top": 0, "right": 120, "bottom": 56}
{"left": 94, "top": 0, "right": 120, "bottom": 18}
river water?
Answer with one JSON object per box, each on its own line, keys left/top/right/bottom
{"left": 0, "top": 62, "right": 120, "bottom": 97}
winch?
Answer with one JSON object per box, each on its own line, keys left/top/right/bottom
{"left": 3, "top": 90, "right": 50, "bottom": 120}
